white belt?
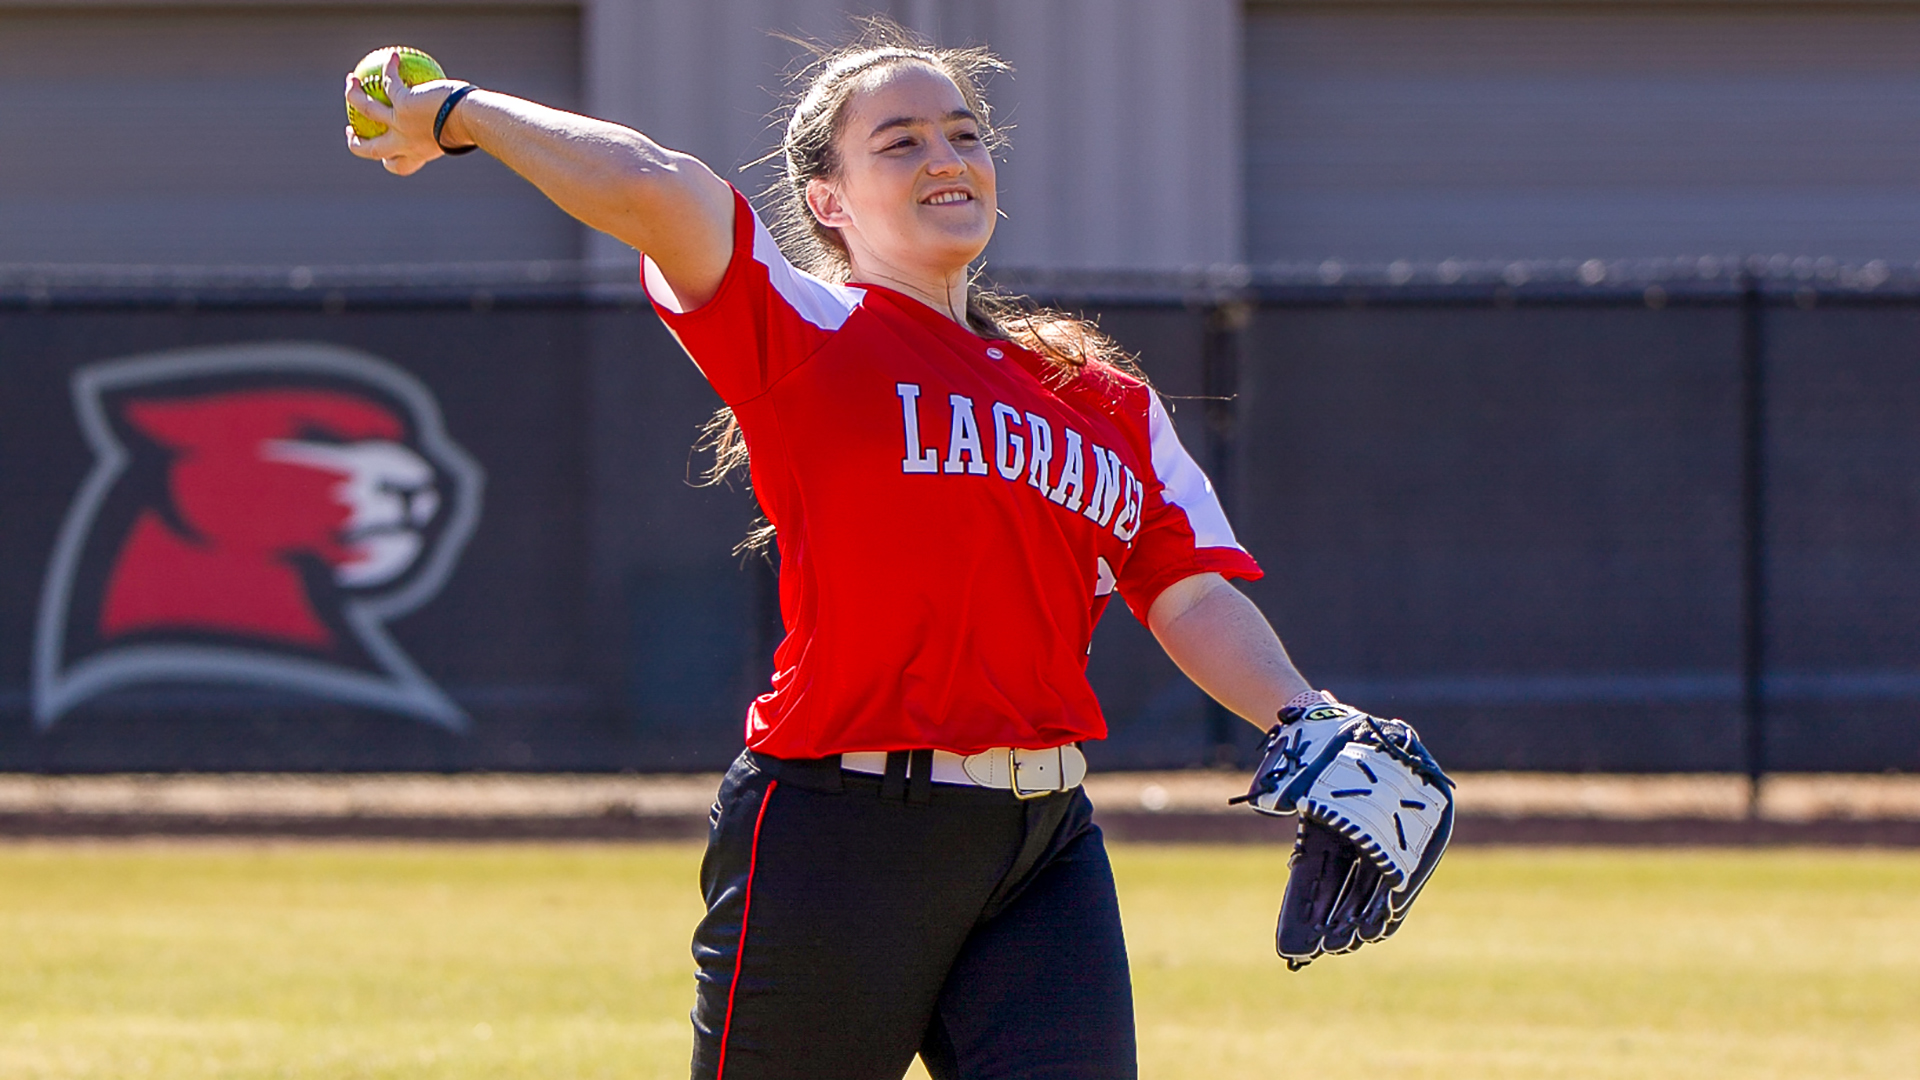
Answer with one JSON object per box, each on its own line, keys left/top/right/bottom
{"left": 840, "top": 745, "right": 1088, "bottom": 799}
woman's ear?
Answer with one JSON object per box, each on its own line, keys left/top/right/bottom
{"left": 806, "top": 177, "right": 852, "bottom": 229}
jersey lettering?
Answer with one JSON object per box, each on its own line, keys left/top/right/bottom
{"left": 1051, "top": 427, "right": 1086, "bottom": 511}
{"left": 1084, "top": 445, "right": 1124, "bottom": 527}
{"left": 894, "top": 381, "right": 1142, "bottom": 544}
{"left": 944, "top": 394, "right": 990, "bottom": 475}
{"left": 1024, "top": 412, "right": 1054, "bottom": 494}
{"left": 897, "top": 383, "right": 938, "bottom": 474}
{"left": 991, "top": 403, "right": 1025, "bottom": 481}
{"left": 1112, "top": 469, "right": 1144, "bottom": 541}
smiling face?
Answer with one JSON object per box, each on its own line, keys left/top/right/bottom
{"left": 805, "top": 61, "right": 998, "bottom": 288}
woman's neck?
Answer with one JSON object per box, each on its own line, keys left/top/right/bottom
{"left": 847, "top": 256, "right": 970, "bottom": 325}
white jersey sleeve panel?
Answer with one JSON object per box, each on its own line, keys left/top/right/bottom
{"left": 643, "top": 212, "right": 864, "bottom": 330}
{"left": 640, "top": 256, "right": 690, "bottom": 313}
{"left": 1146, "top": 392, "right": 1245, "bottom": 551}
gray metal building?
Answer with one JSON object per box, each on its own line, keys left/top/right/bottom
{"left": 8, "top": 0, "right": 1919, "bottom": 272}
{"left": 1246, "top": 0, "right": 1920, "bottom": 265}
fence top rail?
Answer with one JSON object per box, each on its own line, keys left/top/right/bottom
{"left": 4, "top": 254, "right": 1919, "bottom": 309}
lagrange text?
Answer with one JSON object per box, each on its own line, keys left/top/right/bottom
{"left": 896, "top": 383, "right": 1143, "bottom": 542}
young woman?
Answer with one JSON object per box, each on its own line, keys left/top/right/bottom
{"left": 348, "top": 23, "right": 1323, "bottom": 1080}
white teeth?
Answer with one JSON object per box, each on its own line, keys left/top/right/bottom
{"left": 925, "top": 191, "right": 970, "bottom": 205}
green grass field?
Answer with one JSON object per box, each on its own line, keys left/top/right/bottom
{"left": 1, "top": 842, "right": 1915, "bottom": 1079}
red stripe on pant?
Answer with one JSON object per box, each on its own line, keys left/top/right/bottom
{"left": 716, "top": 779, "right": 777, "bottom": 1080}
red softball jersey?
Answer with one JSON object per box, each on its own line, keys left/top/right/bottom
{"left": 644, "top": 190, "right": 1262, "bottom": 758}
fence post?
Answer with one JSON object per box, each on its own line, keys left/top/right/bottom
{"left": 1738, "top": 272, "right": 1769, "bottom": 816}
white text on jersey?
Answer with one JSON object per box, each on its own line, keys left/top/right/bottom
{"left": 896, "top": 383, "right": 1143, "bottom": 542}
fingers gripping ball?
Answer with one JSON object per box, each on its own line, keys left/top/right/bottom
{"left": 347, "top": 46, "right": 446, "bottom": 137}
{"left": 1236, "top": 692, "right": 1456, "bottom": 970}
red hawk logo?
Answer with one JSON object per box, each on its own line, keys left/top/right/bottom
{"left": 33, "top": 343, "right": 484, "bottom": 730}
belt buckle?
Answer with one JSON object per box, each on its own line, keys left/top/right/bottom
{"left": 1008, "top": 747, "right": 1062, "bottom": 800}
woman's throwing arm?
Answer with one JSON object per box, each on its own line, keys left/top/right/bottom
{"left": 1147, "top": 572, "right": 1314, "bottom": 728}
{"left": 344, "top": 53, "right": 734, "bottom": 308}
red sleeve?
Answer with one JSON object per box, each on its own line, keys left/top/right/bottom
{"left": 1115, "top": 389, "right": 1263, "bottom": 621}
{"left": 642, "top": 188, "right": 865, "bottom": 406}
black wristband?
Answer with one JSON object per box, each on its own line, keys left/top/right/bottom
{"left": 434, "top": 83, "right": 481, "bottom": 155}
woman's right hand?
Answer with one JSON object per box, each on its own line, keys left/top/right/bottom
{"left": 344, "top": 52, "right": 466, "bottom": 176}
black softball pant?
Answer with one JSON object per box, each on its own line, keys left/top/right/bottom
{"left": 689, "top": 749, "right": 1138, "bottom": 1080}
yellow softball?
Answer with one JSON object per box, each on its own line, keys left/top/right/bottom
{"left": 346, "top": 46, "right": 447, "bottom": 138}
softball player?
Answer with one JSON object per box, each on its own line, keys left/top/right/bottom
{"left": 348, "top": 21, "right": 1321, "bottom": 1080}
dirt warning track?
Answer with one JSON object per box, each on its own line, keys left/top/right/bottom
{"left": 3, "top": 771, "right": 1917, "bottom": 844}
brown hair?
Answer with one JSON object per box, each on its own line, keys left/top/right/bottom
{"left": 702, "top": 17, "right": 1141, "bottom": 550}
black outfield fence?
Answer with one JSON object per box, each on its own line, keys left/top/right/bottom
{"left": 2, "top": 255, "right": 1917, "bottom": 774}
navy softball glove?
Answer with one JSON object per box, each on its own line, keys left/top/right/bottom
{"left": 1232, "top": 691, "right": 1455, "bottom": 970}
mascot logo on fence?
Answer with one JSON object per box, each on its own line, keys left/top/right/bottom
{"left": 33, "top": 343, "right": 485, "bottom": 731}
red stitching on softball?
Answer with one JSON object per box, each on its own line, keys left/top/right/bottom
{"left": 716, "top": 778, "right": 776, "bottom": 1080}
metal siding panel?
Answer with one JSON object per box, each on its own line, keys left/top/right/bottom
{"left": 0, "top": 7, "right": 583, "bottom": 265}
{"left": 586, "top": 0, "right": 1240, "bottom": 271}
{"left": 975, "top": 0, "right": 1242, "bottom": 270}
{"left": 584, "top": 0, "right": 896, "bottom": 268}
{"left": 1246, "top": 3, "right": 1920, "bottom": 262}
